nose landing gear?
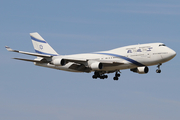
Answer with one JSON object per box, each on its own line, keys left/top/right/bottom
{"left": 156, "top": 63, "right": 162, "bottom": 73}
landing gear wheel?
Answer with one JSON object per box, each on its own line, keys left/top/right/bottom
{"left": 156, "top": 69, "right": 161, "bottom": 73}
{"left": 92, "top": 75, "right": 97, "bottom": 79}
{"left": 104, "top": 75, "right": 108, "bottom": 79}
{"left": 92, "top": 72, "right": 108, "bottom": 79}
{"left": 113, "top": 77, "right": 119, "bottom": 80}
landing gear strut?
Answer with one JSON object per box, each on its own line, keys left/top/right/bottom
{"left": 156, "top": 63, "right": 162, "bottom": 73}
{"left": 113, "top": 71, "right": 121, "bottom": 80}
{"left": 92, "top": 71, "right": 108, "bottom": 79}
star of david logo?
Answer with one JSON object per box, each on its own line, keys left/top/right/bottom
{"left": 39, "top": 45, "right": 43, "bottom": 50}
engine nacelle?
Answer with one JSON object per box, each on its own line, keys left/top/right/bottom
{"left": 90, "top": 62, "right": 103, "bottom": 70}
{"left": 52, "top": 58, "right": 66, "bottom": 66}
{"left": 130, "top": 66, "right": 149, "bottom": 74}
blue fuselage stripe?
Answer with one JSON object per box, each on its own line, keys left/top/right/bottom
{"left": 97, "top": 53, "right": 145, "bottom": 66}
{"left": 35, "top": 50, "right": 58, "bottom": 56}
{"left": 31, "top": 36, "right": 47, "bottom": 43}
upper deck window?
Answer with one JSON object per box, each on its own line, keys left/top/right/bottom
{"left": 159, "top": 44, "right": 166, "bottom": 46}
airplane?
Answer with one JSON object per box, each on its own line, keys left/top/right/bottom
{"left": 5, "top": 32, "right": 176, "bottom": 80}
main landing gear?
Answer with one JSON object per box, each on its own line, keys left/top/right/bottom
{"left": 113, "top": 71, "right": 121, "bottom": 80}
{"left": 92, "top": 71, "right": 108, "bottom": 79}
{"left": 92, "top": 70, "right": 121, "bottom": 80}
{"left": 156, "top": 63, "right": 162, "bottom": 73}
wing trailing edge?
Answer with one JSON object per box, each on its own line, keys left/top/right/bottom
{"left": 13, "top": 58, "right": 49, "bottom": 63}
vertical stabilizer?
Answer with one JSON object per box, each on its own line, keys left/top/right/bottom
{"left": 30, "top": 32, "right": 59, "bottom": 56}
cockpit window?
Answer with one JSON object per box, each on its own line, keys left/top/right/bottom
{"left": 159, "top": 44, "right": 166, "bottom": 46}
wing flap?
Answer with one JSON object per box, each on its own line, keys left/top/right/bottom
{"left": 63, "top": 57, "right": 124, "bottom": 67}
{"left": 63, "top": 58, "right": 87, "bottom": 64}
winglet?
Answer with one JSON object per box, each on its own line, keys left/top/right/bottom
{"left": 5, "top": 46, "right": 17, "bottom": 52}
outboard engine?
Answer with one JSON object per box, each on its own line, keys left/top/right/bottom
{"left": 130, "top": 66, "right": 149, "bottom": 74}
{"left": 51, "top": 58, "right": 66, "bottom": 66}
{"left": 89, "top": 62, "right": 103, "bottom": 70}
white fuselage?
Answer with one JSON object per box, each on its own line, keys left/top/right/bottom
{"left": 6, "top": 32, "right": 177, "bottom": 79}
{"left": 35, "top": 43, "right": 176, "bottom": 73}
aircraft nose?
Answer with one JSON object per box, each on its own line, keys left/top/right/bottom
{"left": 169, "top": 49, "right": 176, "bottom": 59}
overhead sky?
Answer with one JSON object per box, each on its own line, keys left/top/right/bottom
{"left": 1, "top": 0, "right": 180, "bottom": 120}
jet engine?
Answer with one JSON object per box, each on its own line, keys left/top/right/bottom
{"left": 52, "top": 58, "right": 66, "bottom": 66}
{"left": 90, "top": 62, "right": 103, "bottom": 70}
{"left": 130, "top": 66, "right": 149, "bottom": 74}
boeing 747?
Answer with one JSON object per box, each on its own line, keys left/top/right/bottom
{"left": 6, "top": 32, "right": 176, "bottom": 80}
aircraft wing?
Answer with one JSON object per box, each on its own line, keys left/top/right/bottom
{"left": 63, "top": 58, "right": 87, "bottom": 63}
{"left": 95, "top": 60, "right": 124, "bottom": 67}
{"left": 5, "top": 46, "right": 52, "bottom": 58}
{"left": 13, "top": 58, "right": 49, "bottom": 63}
{"left": 67, "top": 58, "right": 124, "bottom": 72}
{"left": 62, "top": 57, "right": 124, "bottom": 66}
{"left": 6, "top": 46, "right": 124, "bottom": 67}
{"left": 97, "top": 60, "right": 124, "bottom": 64}
{"left": 59, "top": 56, "right": 124, "bottom": 65}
